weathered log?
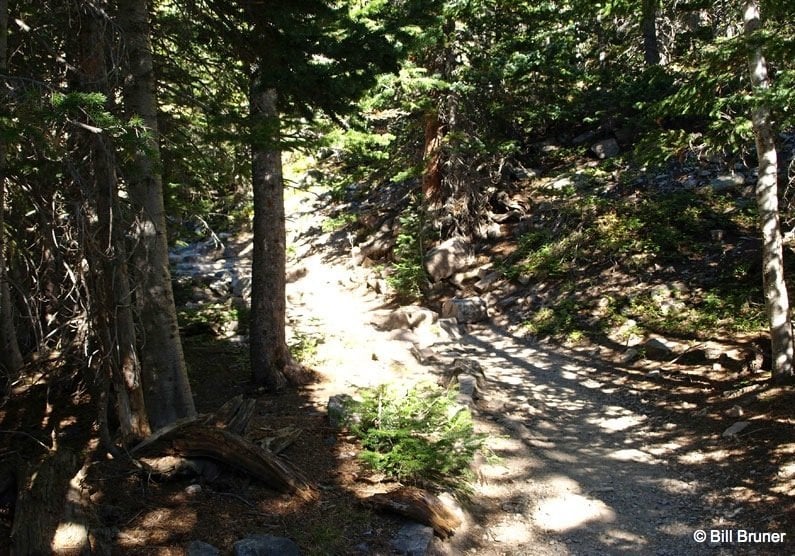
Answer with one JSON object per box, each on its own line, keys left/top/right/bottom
{"left": 364, "top": 486, "right": 462, "bottom": 538}
{"left": 131, "top": 420, "right": 315, "bottom": 500}
{"left": 202, "top": 394, "right": 256, "bottom": 435}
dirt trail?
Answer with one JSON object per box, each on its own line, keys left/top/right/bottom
{"left": 280, "top": 190, "right": 774, "bottom": 555}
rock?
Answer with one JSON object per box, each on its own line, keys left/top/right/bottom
{"left": 474, "top": 271, "right": 502, "bottom": 293}
{"left": 233, "top": 535, "right": 302, "bottom": 556}
{"left": 551, "top": 176, "right": 573, "bottom": 190}
{"left": 643, "top": 338, "right": 673, "bottom": 360}
{"left": 188, "top": 540, "right": 221, "bottom": 556}
{"left": 458, "top": 374, "right": 478, "bottom": 405}
{"left": 390, "top": 522, "right": 435, "bottom": 556}
{"left": 185, "top": 484, "right": 202, "bottom": 495}
{"left": 721, "top": 421, "right": 751, "bottom": 438}
{"left": 727, "top": 405, "right": 744, "bottom": 418}
{"left": 441, "top": 297, "right": 487, "bottom": 323}
{"left": 710, "top": 173, "right": 746, "bottom": 192}
{"left": 572, "top": 130, "right": 598, "bottom": 145}
{"left": 424, "top": 237, "right": 471, "bottom": 282}
{"left": 621, "top": 348, "right": 640, "bottom": 363}
{"left": 411, "top": 345, "right": 438, "bottom": 364}
{"left": 437, "top": 318, "right": 462, "bottom": 340}
{"left": 591, "top": 138, "right": 620, "bottom": 159}
{"left": 327, "top": 394, "right": 354, "bottom": 428}
{"left": 372, "top": 306, "right": 438, "bottom": 331}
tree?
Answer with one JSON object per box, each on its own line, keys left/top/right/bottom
{"left": 117, "top": 0, "right": 196, "bottom": 429}
{"left": 249, "top": 85, "right": 290, "bottom": 390}
{"left": 187, "top": 0, "right": 397, "bottom": 389}
{"left": 0, "top": 0, "right": 23, "bottom": 376}
{"left": 641, "top": 0, "right": 660, "bottom": 65}
{"left": 76, "top": 1, "right": 151, "bottom": 442}
{"left": 744, "top": 0, "right": 794, "bottom": 383}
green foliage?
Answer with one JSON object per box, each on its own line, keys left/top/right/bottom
{"left": 343, "top": 383, "right": 486, "bottom": 492}
{"left": 387, "top": 203, "right": 427, "bottom": 300}
{"left": 288, "top": 328, "right": 323, "bottom": 365}
{"left": 177, "top": 302, "right": 243, "bottom": 337}
{"left": 321, "top": 212, "right": 357, "bottom": 233}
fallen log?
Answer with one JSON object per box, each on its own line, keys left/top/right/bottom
{"left": 131, "top": 419, "right": 316, "bottom": 501}
{"left": 363, "top": 486, "right": 461, "bottom": 538}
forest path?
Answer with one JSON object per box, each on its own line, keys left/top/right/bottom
{"left": 277, "top": 189, "right": 744, "bottom": 555}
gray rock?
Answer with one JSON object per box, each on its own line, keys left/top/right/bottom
{"left": 441, "top": 297, "right": 487, "bottom": 323}
{"left": 644, "top": 338, "right": 673, "bottom": 360}
{"left": 710, "top": 173, "right": 746, "bottom": 192}
{"left": 188, "top": 540, "right": 221, "bottom": 556}
{"left": 437, "top": 318, "right": 462, "bottom": 340}
{"left": 722, "top": 421, "right": 750, "bottom": 438}
{"left": 591, "top": 138, "right": 620, "bottom": 159}
{"left": 390, "top": 522, "right": 434, "bottom": 556}
{"left": 233, "top": 535, "right": 302, "bottom": 556}
{"left": 327, "top": 394, "right": 354, "bottom": 428}
{"left": 474, "top": 271, "right": 502, "bottom": 293}
{"left": 621, "top": 348, "right": 640, "bottom": 363}
{"left": 372, "top": 306, "right": 438, "bottom": 331}
{"left": 424, "top": 237, "right": 471, "bottom": 282}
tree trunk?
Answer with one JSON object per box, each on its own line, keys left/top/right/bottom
{"left": 744, "top": 1, "right": 795, "bottom": 383}
{"left": 117, "top": 0, "right": 196, "bottom": 429}
{"left": 0, "top": 0, "right": 23, "bottom": 376}
{"left": 10, "top": 448, "right": 87, "bottom": 555}
{"left": 78, "top": 2, "right": 151, "bottom": 441}
{"left": 248, "top": 82, "right": 290, "bottom": 391}
{"left": 641, "top": 0, "right": 661, "bottom": 66}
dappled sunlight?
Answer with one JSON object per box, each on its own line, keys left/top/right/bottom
{"left": 52, "top": 521, "right": 89, "bottom": 553}
{"left": 589, "top": 413, "right": 647, "bottom": 433}
{"left": 597, "top": 528, "right": 649, "bottom": 551}
{"left": 608, "top": 448, "right": 656, "bottom": 464}
{"left": 117, "top": 506, "right": 198, "bottom": 548}
{"left": 534, "top": 493, "right": 616, "bottom": 532}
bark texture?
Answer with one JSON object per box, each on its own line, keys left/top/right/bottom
{"left": 0, "top": 0, "right": 23, "bottom": 376}
{"left": 117, "top": 0, "right": 195, "bottom": 429}
{"left": 10, "top": 448, "right": 86, "bottom": 555}
{"left": 249, "top": 84, "right": 289, "bottom": 391}
{"left": 641, "top": 0, "right": 661, "bottom": 65}
{"left": 744, "top": 1, "right": 795, "bottom": 382}
{"left": 78, "top": 2, "right": 150, "bottom": 441}
{"left": 364, "top": 487, "right": 461, "bottom": 538}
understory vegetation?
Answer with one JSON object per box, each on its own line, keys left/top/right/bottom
{"left": 342, "top": 383, "right": 486, "bottom": 494}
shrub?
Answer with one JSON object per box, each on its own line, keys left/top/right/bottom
{"left": 343, "top": 383, "right": 485, "bottom": 493}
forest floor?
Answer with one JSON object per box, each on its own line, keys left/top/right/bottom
{"left": 99, "top": 183, "right": 791, "bottom": 556}
{"left": 4, "top": 177, "right": 793, "bottom": 555}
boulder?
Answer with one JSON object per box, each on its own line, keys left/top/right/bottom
{"left": 643, "top": 338, "right": 673, "bottom": 360}
{"left": 233, "top": 535, "right": 302, "bottom": 556}
{"left": 424, "top": 237, "right": 471, "bottom": 282}
{"left": 390, "top": 523, "right": 434, "bottom": 556}
{"left": 591, "top": 138, "right": 620, "bottom": 159}
{"left": 372, "top": 306, "right": 438, "bottom": 331}
{"left": 441, "top": 297, "right": 487, "bottom": 323}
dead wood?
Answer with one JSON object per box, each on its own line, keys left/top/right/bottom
{"left": 131, "top": 419, "right": 316, "bottom": 500}
{"left": 364, "top": 486, "right": 461, "bottom": 538}
{"left": 203, "top": 394, "right": 256, "bottom": 435}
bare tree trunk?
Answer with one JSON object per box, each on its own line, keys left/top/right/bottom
{"left": 0, "top": 0, "right": 23, "bottom": 376}
{"left": 117, "top": 0, "right": 195, "bottom": 429}
{"left": 249, "top": 82, "right": 289, "bottom": 391}
{"left": 641, "top": 0, "right": 661, "bottom": 65}
{"left": 744, "top": 1, "right": 795, "bottom": 383}
{"left": 78, "top": 2, "right": 151, "bottom": 441}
